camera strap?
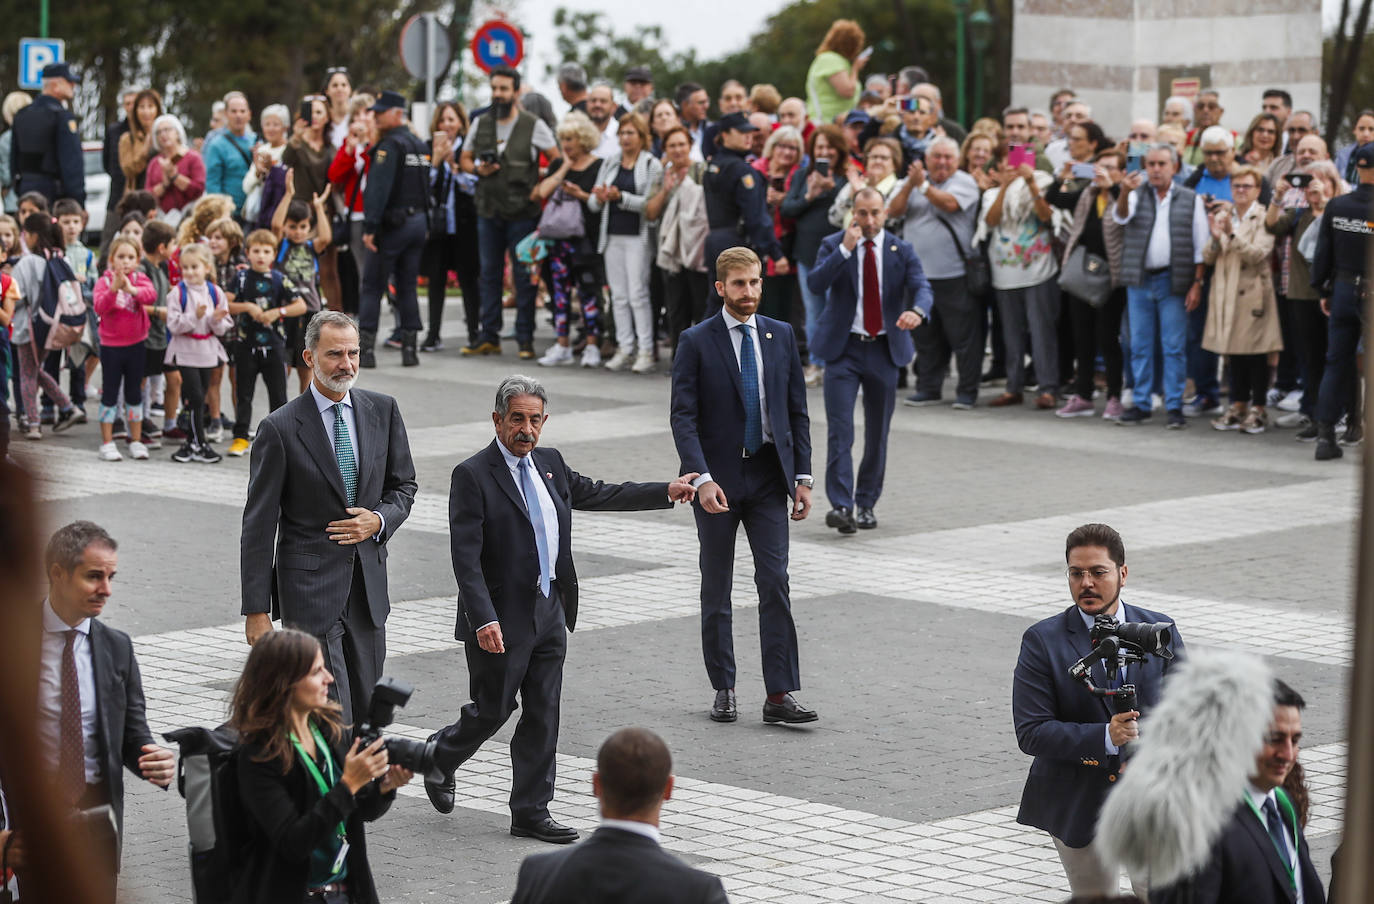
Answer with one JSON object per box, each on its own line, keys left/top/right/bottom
{"left": 291, "top": 723, "right": 346, "bottom": 841}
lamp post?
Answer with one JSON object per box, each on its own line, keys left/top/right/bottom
{"left": 969, "top": 9, "right": 993, "bottom": 122}
{"left": 953, "top": 0, "right": 969, "bottom": 126}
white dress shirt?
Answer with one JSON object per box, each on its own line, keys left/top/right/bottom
{"left": 600, "top": 817, "right": 661, "bottom": 843}
{"left": 479, "top": 442, "right": 562, "bottom": 631}
{"left": 1244, "top": 784, "right": 1303, "bottom": 904}
{"left": 1112, "top": 185, "right": 1210, "bottom": 268}
{"left": 39, "top": 599, "right": 100, "bottom": 783}
{"left": 836, "top": 229, "right": 887, "bottom": 336}
{"left": 310, "top": 383, "right": 386, "bottom": 541}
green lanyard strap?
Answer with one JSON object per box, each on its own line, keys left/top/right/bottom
{"left": 290, "top": 722, "right": 347, "bottom": 840}
{"left": 1244, "top": 787, "right": 1298, "bottom": 890}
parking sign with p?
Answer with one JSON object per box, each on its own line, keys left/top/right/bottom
{"left": 19, "top": 38, "right": 65, "bottom": 90}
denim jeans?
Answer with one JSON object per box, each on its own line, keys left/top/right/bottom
{"left": 1188, "top": 280, "right": 1220, "bottom": 401}
{"left": 796, "top": 260, "right": 825, "bottom": 366}
{"left": 477, "top": 215, "right": 538, "bottom": 345}
{"left": 1126, "top": 271, "right": 1188, "bottom": 411}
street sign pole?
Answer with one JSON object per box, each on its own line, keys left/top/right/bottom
{"left": 40, "top": 0, "right": 49, "bottom": 38}
{"left": 425, "top": 13, "right": 436, "bottom": 108}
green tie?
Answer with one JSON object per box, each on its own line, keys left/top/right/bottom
{"left": 332, "top": 402, "right": 358, "bottom": 506}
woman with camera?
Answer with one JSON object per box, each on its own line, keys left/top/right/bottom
{"left": 231, "top": 630, "right": 412, "bottom": 904}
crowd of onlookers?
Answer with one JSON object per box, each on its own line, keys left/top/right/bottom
{"left": 1, "top": 16, "right": 1370, "bottom": 467}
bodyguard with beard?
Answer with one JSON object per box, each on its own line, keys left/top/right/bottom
{"left": 1012, "top": 522, "right": 1186, "bottom": 899}
{"left": 240, "top": 311, "right": 418, "bottom": 723}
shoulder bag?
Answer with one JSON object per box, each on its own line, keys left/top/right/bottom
{"left": 1058, "top": 244, "right": 1112, "bottom": 307}
{"left": 936, "top": 216, "right": 990, "bottom": 295}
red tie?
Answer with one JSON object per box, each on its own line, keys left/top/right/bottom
{"left": 862, "top": 240, "right": 882, "bottom": 337}
{"left": 59, "top": 629, "right": 86, "bottom": 800}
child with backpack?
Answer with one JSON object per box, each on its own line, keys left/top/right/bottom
{"left": 225, "top": 229, "right": 306, "bottom": 457}
{"left": 207, "top": 216, "right": 247, "bottom": 441}
{"left": 10, "top": 214, "right": 81, "bottom": 440}
{"left": 139, "top": 220, "right": 176, "bottom": 443}
{"left": 164, "top": 243, "right": 231, "bottom": 463}
{"left": 271, "top": 170, "right": 332, "bottom": 394}
{"left": 54, "top": 198, "right": 97, "bottom": 423}
{"left": 93, "top": 235, "right": 157, "bottom": 460}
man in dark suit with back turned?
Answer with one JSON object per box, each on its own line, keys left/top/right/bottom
{"left": 241, "top": 311, "right": 418, "bottom": 723}
{"left": 424, "top": 375, "right": 698, "bottom": 843}
{"left": 671, "top": 246, "right": 818, "bottom": 726}
{"left": 37, "top": 521, "right": 175, "bottom": 891}
{"left": 1013, "top": 522, "right": 1186, "bottom": 899}
{"left": 510, "top": 727, "right": 728, "bottom": 904}
{"left": 807, "top": 186, "right": 931, "bottom": 534}
{"left": 1152, "top": 680, "right": 1326, "bottom": 904}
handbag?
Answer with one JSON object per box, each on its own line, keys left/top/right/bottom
{"left": 1058, "top": 244, "right": 1112, "bottom": 307}
{"left": 936, "top": 216, "right": 990, "bottom": 295}
{"left": 537, "top": 186, "right": 585, "bottom": 240}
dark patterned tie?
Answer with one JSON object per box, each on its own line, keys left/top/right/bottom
{"left": 333, "top": 403, "right": 358, "bottom": 507}
{"left": 739, "top": 324, "right": 763, "bottom": 454}
{"left": 59, "top": 629, "right": 85, "bottom": 799}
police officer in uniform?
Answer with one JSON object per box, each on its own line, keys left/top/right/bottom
{"left": 702, "top": 112, "right": 787, "bottom": 313}
{"left": 1310, "top": 141, "right": 1374, "bottom": 461}
{"left": 359, "top": 90, "right": 430, "bottom": 368}
{"left": 9, "top": 62, "right": 85, "bottom": 206}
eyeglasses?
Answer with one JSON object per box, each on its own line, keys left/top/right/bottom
{"left": 1233, "top": 182, "right": 1258, "bottom": 191}
{"left": 1196, "top": 101, "right": 1220, "bottom": 109}
{"left": 1128, "top": 132, "right": 1152, "bottom": 140}
{"left": 1067, "top": 568, "right": 1117, "bottom": 582}
{"left": 1202, "top": 148, "right": 1230, "bottom": 157}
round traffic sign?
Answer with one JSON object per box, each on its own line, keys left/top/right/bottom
{"left": 470, "top": 19, "right": 524, "bottom": 74}
{"left": 400, "top": 13, "right": 452, "bottom": 81}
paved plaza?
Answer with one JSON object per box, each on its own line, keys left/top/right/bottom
{"left": 15, "top": 305, "right": 1357, "bottom": 903}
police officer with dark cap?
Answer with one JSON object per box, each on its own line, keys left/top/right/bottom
{"left": 359, "top": 90, "right": 431, "bottom": 368}
{"left": 703, "top": 111, "right": 787, "bottom": 312}
{"left": 1310, "top": 141, "right": 1374, "bottom": 461}
{"left": 9, "top": 62, "right": 85, "bottom": 206}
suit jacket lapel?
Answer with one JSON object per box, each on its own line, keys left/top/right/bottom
{"left": 294, "top": 395, "right": 348, "bottom": 506}
{"left": 1063, "top": 607, "right": 1115, "bottom": 721}
{"left": 351, "top": 392, "right": 379, "bottom": 500}
{"left": 486, "top": 440, "right": 530, "bottom": 516}
{"left": 882, "top": 240, "right": 900, "bottom": 314}
{"left": 89, "top": 621, "right": 115, "bottom": 768}
{"left": 708, "top": 315, "right": 746, "bottom": 406}
{"left": 848, "top": 244, "right": 861, "bottom": 296}
{"left": 1236, "top": 804, "right": 1299, "bottom": 900}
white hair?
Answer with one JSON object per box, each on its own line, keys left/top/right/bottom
{"left": 1200, "top": 125, "right": 1233, "bottom": 148}
{"left": 260, "top": 104, "right": 290, "bottom": 130}
{"left": 151, "top": 113, "right": 188, "bottom": 149}
{"left": 928, "top": 135, "right": 960, "bottom": 156}
{"left": 1163, "top": 95, "right": 1193, "bottom": 123}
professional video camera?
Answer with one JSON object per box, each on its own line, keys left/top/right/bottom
{"left": 1068, "top": 613, "right": 1177, "bottom": 716}
{"left": 353, "top": 677, "right": 437, "bottom": 775}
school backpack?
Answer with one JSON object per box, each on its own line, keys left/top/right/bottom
{"left": 162, "top": 723, "right": 250, "bottom": 904}
{"left": 276, "top": 239, "right": 322, "bottom": 312}
{"left": 36, "top": 255, "right": 88, "bottom": 351}
{"left": 177, "top": 281, "right": 222, "bottom": 311}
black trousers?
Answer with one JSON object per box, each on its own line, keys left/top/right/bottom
{"left": 914, "top": 275, "right": 982, "bottom": 401}
{"left": 1228, "top": 353, "right": 1270, "bottom": 407}
{"left": 177, "top": 365, "right": 214, "bottom": 447}
{"left": 665, "top": 269, "right": 708, "bottom": 358}
{"left": 291, "top": 559, "right": 384, "bottom": 725}
{"left": 694, "top": 446, "right": 801, "bottom": 695}
{"left": 1069, "top": 288, "right": 1126, "bottom": 400}
{"left": 233, "top": 345, "right": 287, "bottom": 441}
{"left": 422, "top": 227, "right": 481, "bottom": 345}
{"left": 433, "top": 585, "right": 567, "bottom": 821}
{"left": 1291, "top": 298, "right": 1328, "bottom": 417}
{"left": 359, "top": 213, "right": 425, "bottom": 333}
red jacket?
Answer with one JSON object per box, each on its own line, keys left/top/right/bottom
{"left": 328, "top": 142, "right": 371, "bottom": 213}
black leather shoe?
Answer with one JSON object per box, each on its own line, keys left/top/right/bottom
{"left": 710, "top": 688, "right": 737, "bottom": 722}
{"left": 424, "top": 766, "right": 456, "bottom": 814}
{"left": 825, "top": 507, "right": 857, "bottom": 534}
{"left": 856, "top": 507, "right": 877, "bottom": 530}
{"left": 511, "top": 816, "right": 579, "bottom": 844}
{"left": 763, "top": 693, "right": 819, "bottom": 724}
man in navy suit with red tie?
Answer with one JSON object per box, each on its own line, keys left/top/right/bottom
{"left": 807, "top": 187, "right": 932, "bottom": 533}
{"left": 670, "top": 247, "right": 818, "bottom": 726}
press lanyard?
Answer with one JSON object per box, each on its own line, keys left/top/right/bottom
{"left": 290, "top": 723, "right": 346, "bottom": 840}
{"left": 1244, "top": 787, "right": 1298, "bottom": 891}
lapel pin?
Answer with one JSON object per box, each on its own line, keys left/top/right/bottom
{"left": 890, "top": 244, "right": 897, "bottom": 252}
{"left": 765, "top": 332, "right": 773, "bottom": 339}
{"left": 545, "top": 472, "right": 553, "bottom": 480}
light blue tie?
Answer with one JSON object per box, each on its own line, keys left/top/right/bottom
{"left": 332, "top": 403, "right": 357, "bottom": 507}
{"left": 520, "top": 457, "right": 552, "bottom": 597}
{"left": 738, "top": 324, "right": 763, "bottom": 454}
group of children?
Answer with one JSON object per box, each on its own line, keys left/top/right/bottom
{"left": 0, "top": 176, "right": 333, "bottom": 464}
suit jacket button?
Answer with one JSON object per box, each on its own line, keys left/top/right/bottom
{"left": 1108, "top": 774, "right": 1117, "bottom": 782}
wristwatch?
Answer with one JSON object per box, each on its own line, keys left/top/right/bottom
{"left": 796, "top": 477, "right": 814, "bottom": 489}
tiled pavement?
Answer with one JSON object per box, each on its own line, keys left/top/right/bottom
{"left": 16, "top": 304, "right": 1358, "bottom": 902}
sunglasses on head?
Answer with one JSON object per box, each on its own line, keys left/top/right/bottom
{"left": 326, "top": 67, "right": 349, "bottom": 76}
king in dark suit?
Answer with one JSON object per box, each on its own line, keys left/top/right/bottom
{"left": 1152, "top": 681, "right": 1325, "bottom": 904}
{"left": 806, "top": 186, "right": 932, "bottom": 533}
{"left": 1012, "top": 523, "right": 1186, "bottom": 899}
{"left": 671, "top": 246, "right": 818, "bottom": 726}
{"left": 424, "top": 375, "right": 697, "bottom": 844}
{"left": 510, "top": 728, "right": 728, "bottom": 904}
{"left": 241, "top": 312, "right": 418, "bottom": 724}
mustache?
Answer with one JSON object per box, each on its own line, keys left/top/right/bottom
{"left": 514, "top": 431, "right": 537, "bottom": 443}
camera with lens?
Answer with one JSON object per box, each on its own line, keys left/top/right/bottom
{"left": 1068, "top": 613, "right": 1177, "bottom": 719}
{"left": 352, "top": 677, "right": 436, "bottom": 775}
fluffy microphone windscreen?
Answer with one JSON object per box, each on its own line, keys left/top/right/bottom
{"left": 1095, "top": 649, "right": 1275, "bottom": 887}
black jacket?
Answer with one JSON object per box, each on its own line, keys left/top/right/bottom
{"left": 234, "top": 726, "right": 394, "bottom": 904}
{"left": 88, "top": 619, "right": 157, "bottom": 849}
{"left": 510, "top": 826, "right": 729, "bottom": 904}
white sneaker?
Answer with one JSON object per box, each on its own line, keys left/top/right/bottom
{"left": 604, "top": 350, "right": 632, "bottom": 371}
{"left": 1121, "top": 388, "right": 1135, "bottom": 409}
{"left": 128, "top": 441, "right": 150, "bottom": 460}
{"left": 1151, "top": 393, "right": 1165, "bottom": 411}
{"left": 206, "top": 423, "right": 224, "bottom": 442}
{"left": 580, "top": 344, "right": 602, "bottom": 367}
{"left": 631, "top": 352, "right": 655, "bottom": 374}
{"left": 538, "top": 344, "right": 575, "bottom": 367}
{"left": 1277, "top": 389, "right": 1303, "bottom": 412}
{"left": 1276, "top": 411, "right": 1311, "bottom": 429}
{"left": 98, "top": 442, "right": 123, "bottom": 461}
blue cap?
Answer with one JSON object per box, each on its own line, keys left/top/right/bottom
{"left": 1354, "top": 142, "right": 1374, "bottom": 169}
{"left": 843, "top": 109, "right": 871, "bottom": 126}
{"left": 370, "top": 90, "right": 406, "bottom": 113}
{"left": 717, "top": 112, "right": 759, "bottom": 133}
{"left": 41, "top": 62, "right": 79, "bottom": 83}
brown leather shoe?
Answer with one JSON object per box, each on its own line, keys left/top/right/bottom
{"left": 1035, "top": 392, "right": 1057, "bottom": 409}
{"left": 988, "top": 392, "right": 1023, "bottom": 407}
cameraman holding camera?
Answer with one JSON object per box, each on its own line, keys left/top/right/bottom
{"left": 231, "top": 630, "right": 413, "bottom": 904}
{"left": 1012, "top": 523, "right": 1186, "bottom": 899}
